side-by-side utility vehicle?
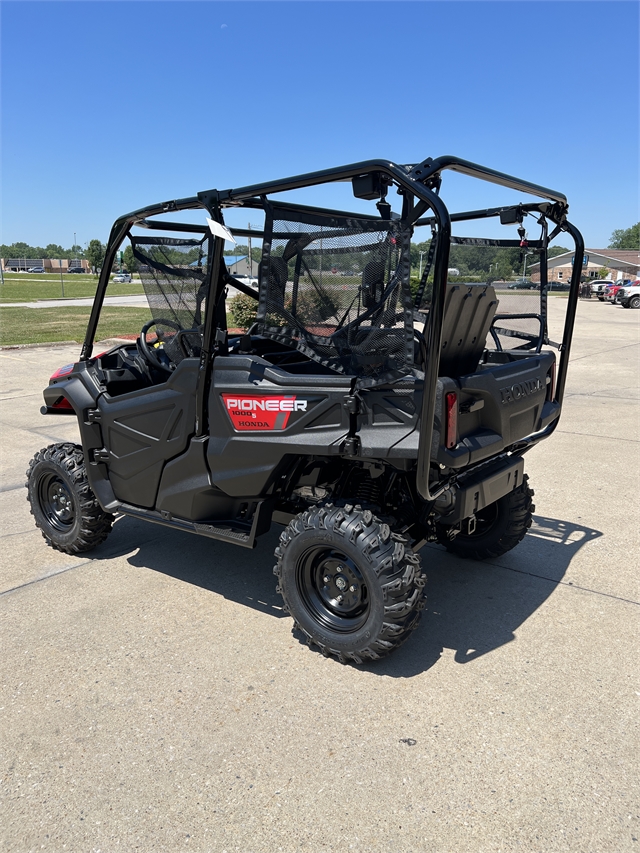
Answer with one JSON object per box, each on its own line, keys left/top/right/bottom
{"left": 27, "top": 155, "right": 583, "bottom": 663}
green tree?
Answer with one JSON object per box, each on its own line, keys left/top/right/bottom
{"left": 123, "top": 245, "right": 137, "bottom": 273}
{"left": 608, "top": 223, "right": 639, "bottom": 249}
{"left": 44, "top": 244, "right": 65, "bottom": 259}
{"left": 2, "top": 242, "right": 36, "bottom": 258}
{"left": 86, "top": 239, "right": 105, "bottom": 273}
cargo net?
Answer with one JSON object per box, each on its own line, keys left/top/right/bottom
{"left": 131, "top": 235, "right": 209, "bottom": 363}
{"left": 255, "top": 208, "right": 414, "bottom": 386}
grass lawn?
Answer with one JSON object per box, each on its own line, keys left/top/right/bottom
{"left": 0, "top": 306, "right": 152, "bottom": 346}
{"left": 0, "top": 277, "right": 145, "bottom": 303}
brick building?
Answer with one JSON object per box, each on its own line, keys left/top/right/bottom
{"left": 529, "top": 249, "right": 639, "bottom": 284}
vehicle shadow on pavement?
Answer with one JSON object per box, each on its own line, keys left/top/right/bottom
{"left": 106, "top": 513, "right": 601, "bottom": 677}
{"left": 364, "top": 514, "right": 603, "bottom": 678}
{"left": 109, "top": 516, "right": 289, "bottom": 619}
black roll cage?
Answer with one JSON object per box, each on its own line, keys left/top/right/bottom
{"left": 82, "top": 155, "right": 584, "bottom": 502}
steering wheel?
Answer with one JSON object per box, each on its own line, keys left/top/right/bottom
{"left": 138, "top": 318, "right": 183, "bottom": 373}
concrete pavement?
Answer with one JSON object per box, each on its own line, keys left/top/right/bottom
{"left": 2, "top": 294, "right": 150, "bottom": 309}
{"left": 0, "top": 297, "right": 638, "bottom": 852}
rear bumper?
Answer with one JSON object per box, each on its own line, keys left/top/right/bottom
{"left": 438, "top": 455, "right": 525, "bottom": 524}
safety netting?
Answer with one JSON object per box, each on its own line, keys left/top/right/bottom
{"left": 255, "top": 206, "right": 415, "bottom": 386}
{"left": 131, "top": 234, "right": 210, "bottom": 363}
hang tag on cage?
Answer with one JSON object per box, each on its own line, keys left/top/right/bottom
{"left": 207, "top": 218, "right": 236, "bottom": 244}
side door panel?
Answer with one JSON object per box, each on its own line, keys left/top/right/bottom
{"left": 97, "top": 360, "right": 198, "bottom": 508}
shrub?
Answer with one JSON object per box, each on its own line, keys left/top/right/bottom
{"left": 229, "top": 292, "right": 258, "bottom": 329}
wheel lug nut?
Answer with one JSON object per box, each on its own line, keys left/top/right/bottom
{"left": 323, "top": 576, "right": 330, "bottom": 584}
{"left": 349, "top": 585, "right": 357, "bottom": 592}
{"left": 336, "top": 594, "right": 343, "bottom": 603}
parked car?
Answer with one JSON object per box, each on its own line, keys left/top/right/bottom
{"left": 67, "top": 267, "right": 85, "bottom": 274}
{"left": 547, "top": 281, "right": 571, "bottom": 291}
{"left": 232, "top": 274, "right": 258, "bottom": 289}
{"left": 606, "top": 282, "right": 626, "bottom": 302}
{"left": 616, "top": 282, "right": 640, "bottom": 309}
{"left": 112, "top": 273, "right": 132, "bottom": 283}
{"left": 27, "top": 267, "right": 45, "bottom": 273}
{"left": 592, "top": 279, "right": 615, "bottom": 301}
{"left": 508, "top": 278, "right": 537, "bottom": 289}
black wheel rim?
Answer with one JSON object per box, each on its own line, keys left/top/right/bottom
{"left": 296, "top": 547, "right": 369, "bottom": 633}
{"left": 38, "top": 473, "right": 75, "bottom": 532}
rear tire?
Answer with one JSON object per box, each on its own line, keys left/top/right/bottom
{"left": 274, "top": 503, "right": 426, "bottom": 663}
{"left": 26, "top": 443, "right": 114, "bottom": 554}
{"left": 439, "top": 475, "right": 535, "bottom": 561}
{"left": 630, "top": 295, "right": 640, "bottom": 309}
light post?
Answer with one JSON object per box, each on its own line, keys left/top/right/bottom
{"left": 246, "top": 223, "right": 262, "bottom": 279}
{"left": 419, "top": 251, "right": 425, "bottom": 280}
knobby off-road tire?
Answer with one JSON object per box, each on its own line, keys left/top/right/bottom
{"left": 440, "top": 475, "right": 535, "bottom": 561}
{"left": 274, "top": 503, "right": 426, "bottom": 664}
{"left": 26, "top": 443, "right": 114, "bottom": 554}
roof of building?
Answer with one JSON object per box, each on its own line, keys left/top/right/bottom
{"left": 530, "top": 248, "right": 640, "bottom": 272}
{"left": 224, "top": 255, "right": 248, "bottom": 265}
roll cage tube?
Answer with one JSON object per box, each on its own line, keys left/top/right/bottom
{"left": 218, "top": 155, "right": 568, "bottom": 206}
{"left": 409, "top": 155, "right": 568, "bottom": 206}
{"left": 507, "top": 217, "right": 584, "bottom": 457}
{"left": 80, "top": 196, "right": 206, "bottom": 361}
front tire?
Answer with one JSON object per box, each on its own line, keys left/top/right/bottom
{"left": 274, "top": 504, "right": 426, "bottom": 663}
{"left": 629, "top": 295, "right": 640, "bottom": 309}
{"left": 439, "top": 475, "right": 535, "bottom": 561}
{"left": 26, "top": 443, "right": 114, "bottom": 553}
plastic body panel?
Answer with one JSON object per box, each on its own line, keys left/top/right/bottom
{"left": 207, "top": 356, "right": 351, "bottom": 497}
{"left": 95, "top": 359, "right": 198, "bottom": 508}
{"left": 43, "top": 362, "right": 119, "bottom": 511}
{"left": 368, "top": 351, "right": 558, "bottom": 469}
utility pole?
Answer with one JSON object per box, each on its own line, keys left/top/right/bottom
{"left": 419, "top": 251, "right": 425, "bottom": 279}
{"left": 59, "top": 259, "right": 65, "bottom": 298}
{"left": 248, "top": 223, "right": 253, "bottom": 278}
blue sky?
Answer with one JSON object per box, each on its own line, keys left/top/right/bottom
{"left": 1, "top": 1, "right": 638, "bottom": 250}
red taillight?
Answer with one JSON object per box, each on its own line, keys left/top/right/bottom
{"left": 50, "top": 363, "right": 75, "bottom": 380}
{"left": 445, "top": 391, "right": 458, "bottom": 449}
{"left": 51, "top": 396, "right": 73, "bottom": 411}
